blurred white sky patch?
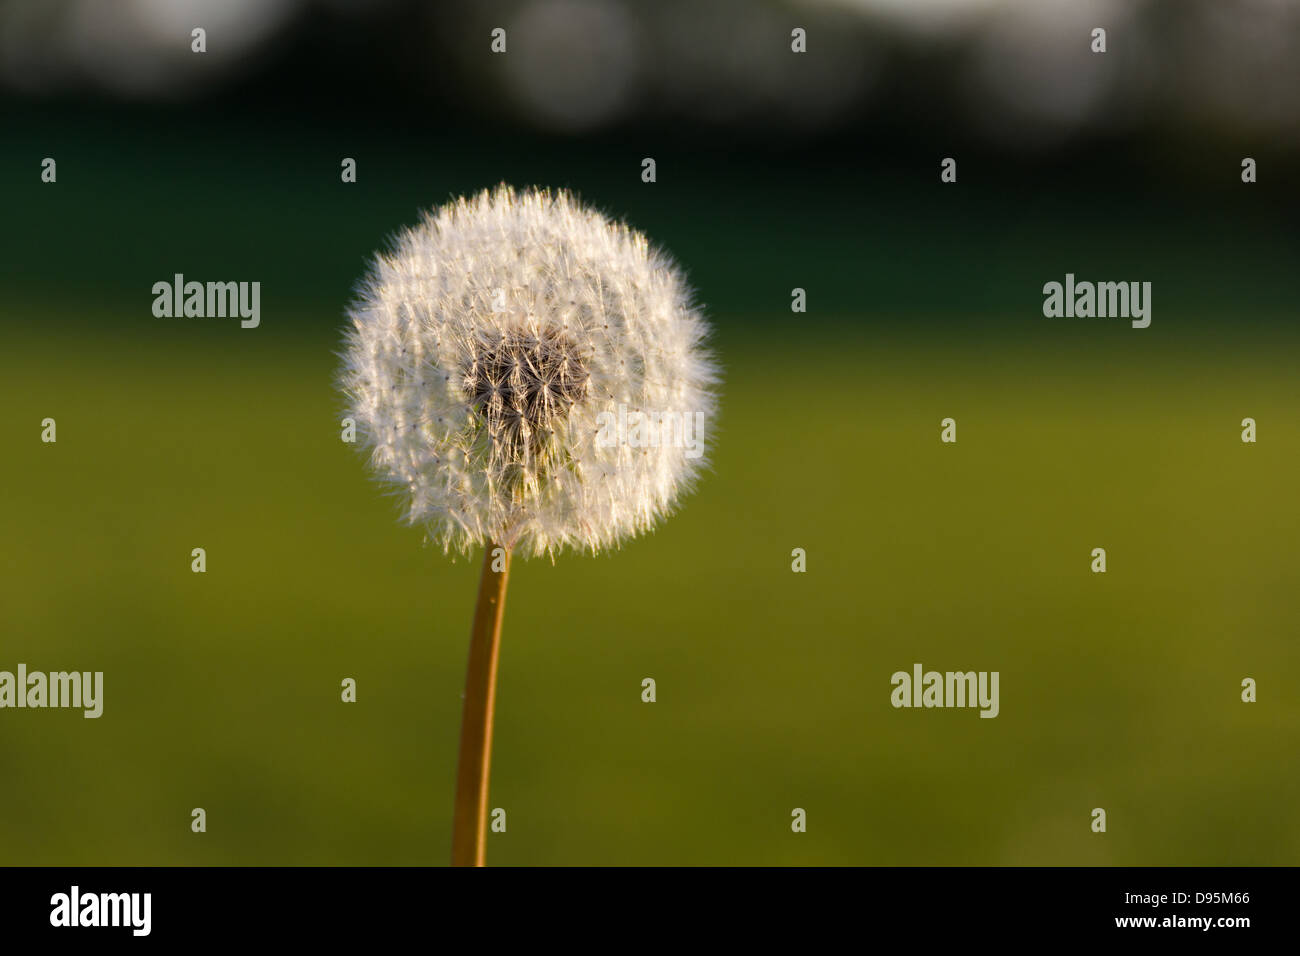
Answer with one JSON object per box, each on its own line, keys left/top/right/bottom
{"left": 501, "top": 0, "right": 641, "bottom": 131}
{"left": 0, "top": 0, "right": 1295, "bottom": 149}
{"left": 803, "top": 0, "right": 1004, "bottom": 36}
{"left": 0, "top": 0, "right": 300, "bottom": 96}
{"left": 128, "top": 0, "right": 298, "bottom": 50}
{"left": 493, "top": 0, "right": 879, "bottom": 131}
{"left": 965, "top": 0, "right": 1135, "bottom": 148}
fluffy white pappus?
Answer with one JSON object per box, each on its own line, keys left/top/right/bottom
{"left": 339, "top": 185, "right": 719, "bottom": 559}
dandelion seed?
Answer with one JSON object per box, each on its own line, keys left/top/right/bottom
{"left": 340, "top": 185, "right": 716, "bottom": 559}
{"left": 338, "top": 185, "right": 719, "bottom": 865}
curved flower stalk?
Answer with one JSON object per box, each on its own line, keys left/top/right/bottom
{"left": 340, "top": 186, "right": 718, "bottom": 865}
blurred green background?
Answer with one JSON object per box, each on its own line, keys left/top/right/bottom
{"left": 2, "top": 0, "right": 1299, "bottom": 866}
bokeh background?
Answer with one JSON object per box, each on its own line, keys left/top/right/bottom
{"left": 1, "top": 0, "right": 1297, "bottom": 865}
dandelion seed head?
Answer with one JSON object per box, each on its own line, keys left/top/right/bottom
{"left": 339, "top": 185, "right": 718, "bottom": 558}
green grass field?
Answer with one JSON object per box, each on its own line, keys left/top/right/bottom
{"left": 2, "top": 313, "right": 1296, "bottom": 865}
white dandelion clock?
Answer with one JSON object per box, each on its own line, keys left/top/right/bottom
{"left": 338, "top": 186, "right": 718, "bottom": 866}
{"left": 340, "top": 185, "right": 717, "bottom": 559}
